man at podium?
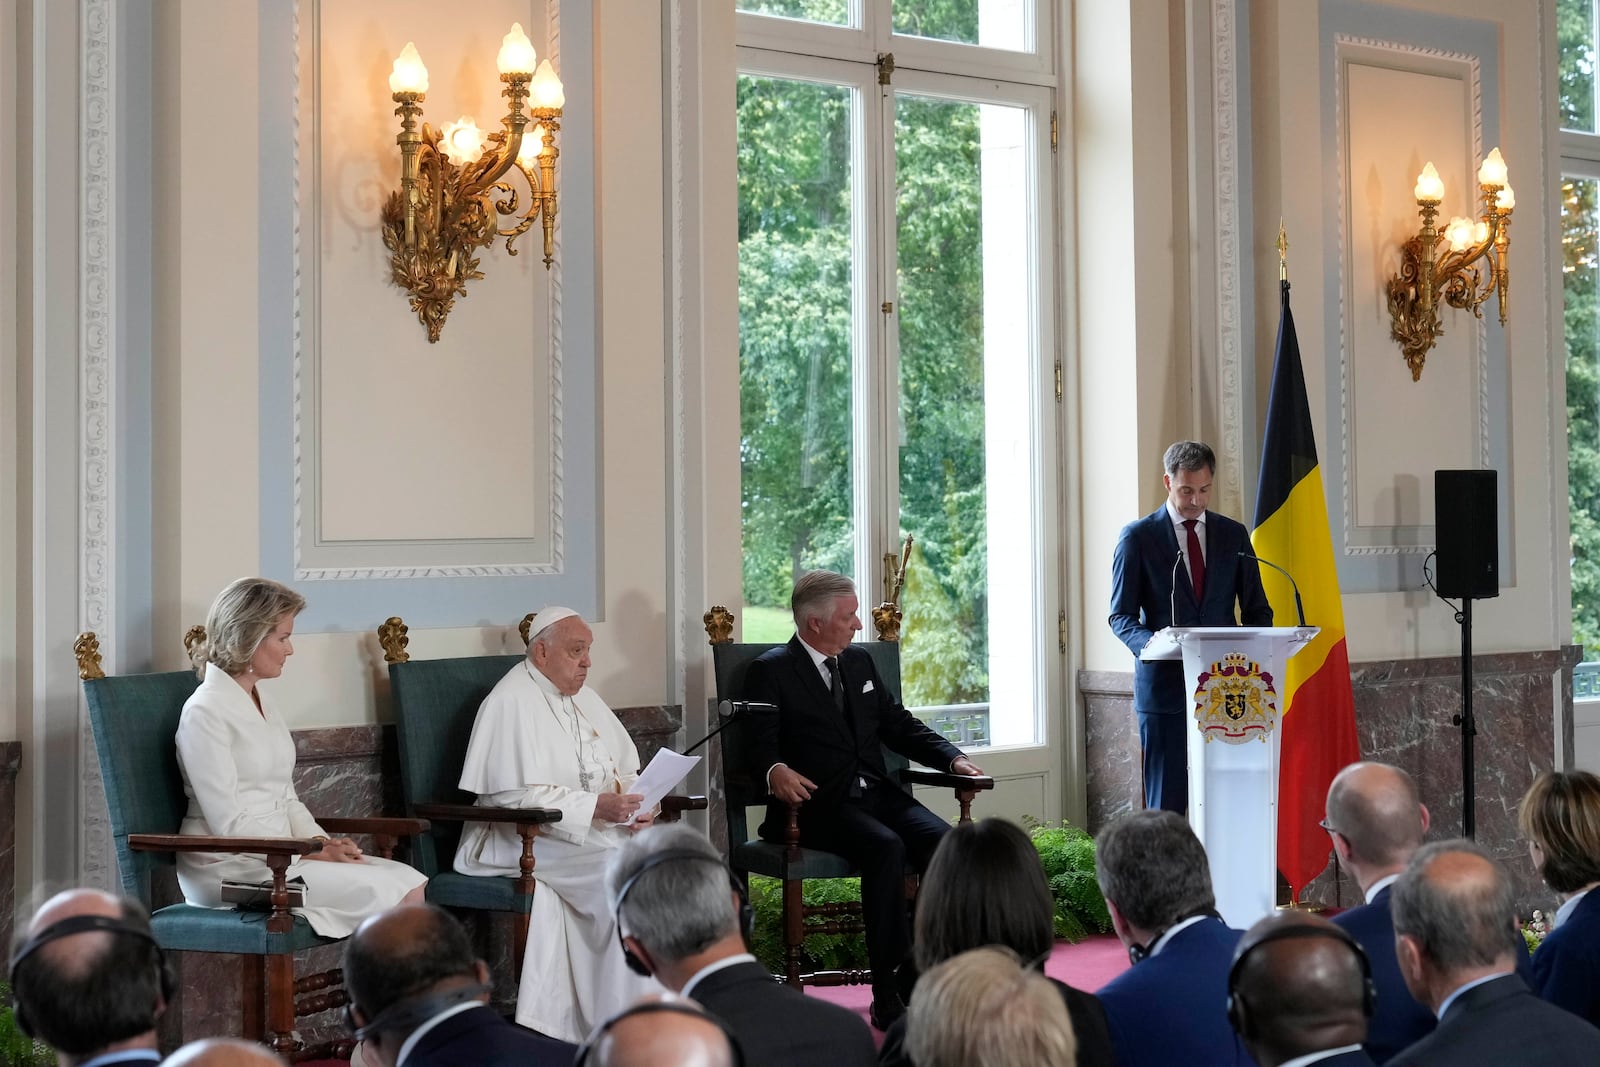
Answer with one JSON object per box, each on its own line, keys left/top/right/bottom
{"left": 1109, "top": 440, "right": 1272, "bottom": 813}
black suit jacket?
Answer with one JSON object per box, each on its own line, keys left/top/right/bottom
{"left": 689, "top": 959, "right": 876, "bottom": 1066}
{"left": 403, "top": 1003, "right": 577, "bottom": 1067}
{"left": 1387, "top": 974, "right": 1600, "bottom": 1066}
{"left": 1108, "top": 507, "right": 1272, "bottom": 714}
{"left": 744, "top": 638, "right": 961, "bottom": 824}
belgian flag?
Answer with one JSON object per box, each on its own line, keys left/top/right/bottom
{"left": 1251, "top": 279, "right": 1361, "bottom": 898}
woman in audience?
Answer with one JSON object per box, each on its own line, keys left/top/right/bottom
{"left": 1519, "top": 769, "right": 1600, "bottom": 1026}
{"left": 175, "top": 577, "right": 426, "bottom": 936}
{"left": 905, "top": 947, "right": 1077, "bottom": 1067}
{"left": 879, "top": 817, "right": 1114, "bottom": 1067}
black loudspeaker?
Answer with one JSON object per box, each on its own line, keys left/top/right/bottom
{"left": 1434, "top": 469, "right": 1499, "bottom": 600}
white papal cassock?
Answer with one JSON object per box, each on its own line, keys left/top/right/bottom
{"left": 454, "top": 659, "right": 660, "bottom": 1042}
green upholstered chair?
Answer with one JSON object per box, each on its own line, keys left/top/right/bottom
{"left": 379, "top": 614, "right": 705, "bottom": 981}
{"left": 705, "top": 615, "right": 993, "bottom": 988}
{"left": 75, "top": 631, "right": 426, "bottom": 1061}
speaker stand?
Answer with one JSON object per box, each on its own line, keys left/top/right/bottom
{"left": 1451, "top": 596, "right": 1477, "bottom": 838}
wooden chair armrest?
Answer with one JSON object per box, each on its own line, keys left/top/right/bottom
{"left": 316, "top": 816, "right": 431, "bottom": 837}
{"left": 900, "top": 770, "right": 996, "bottom": 791}
{"left": 129, "top": 833, "right": 320, "bottom": 857}
{"left": 661, "top": 794, "right": 709, "bottom": 813}
{"left": 413, "top": 803, "right": 564, "bottom": 826}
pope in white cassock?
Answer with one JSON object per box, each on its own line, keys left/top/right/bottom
{"left": 454, "top": 606, "right": 661, "bottom": 1042}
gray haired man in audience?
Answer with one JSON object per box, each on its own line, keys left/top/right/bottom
{"left": 1389, "top": 839, "right": 1600, "bottom": 1066}
{"left": 605, "top": 823, "right": 875, "bottom": 1066}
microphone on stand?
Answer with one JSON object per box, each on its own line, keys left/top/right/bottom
{"left": 1169, "top": 548, "right": 1187, "bottom": 629}
{"left": 683, "top": 700, "right": 777, "bottom": 756}
{"left": 1239, "top": 552, "right": 1307, "bottom": 627}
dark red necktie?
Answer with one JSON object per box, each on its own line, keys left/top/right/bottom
{"left": 1183, "top": 518, "right": 1205, "bottom": 601}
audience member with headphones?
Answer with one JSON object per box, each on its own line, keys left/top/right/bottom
{"left": 604, "top": 822, "right": 876, "bottom": 1067}
{"left": 1227, "top": 910, "right": 1378, "bottom": 1066}
{"left": 9, "top": 888, "right": 172, "bottom": 1067}
{"left": 342, "top": 902, "right": 576, "bottom": 1067}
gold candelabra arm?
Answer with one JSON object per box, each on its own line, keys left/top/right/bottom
{"left": 392, "top": 93, "right": 426, "bottom": 250}
{"left": 1494, "top": 214, "right": 1511, "bottom": 325}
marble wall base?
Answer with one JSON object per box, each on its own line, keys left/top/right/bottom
{"left": 1079, "top": 648, "right": 1582, "bottom": 914}
{"left": 169, "top": 706, "right": 682, "bottom": 1052}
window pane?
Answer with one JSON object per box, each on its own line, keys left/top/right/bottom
{"left": 737, "top": 76, "right": 858, "bottom": 633}
{"left": 1565, "top": 177, "right": 1600, "bottom": 665}
{"left": 739, "top": 0, "right": 851, "bottom": 28}
{"left": 1560, "top": 0, "right": 1597, "bottom": 133}
{"left": 893, "top": 0, "right": 1031, "bottom": 52}
{"left": 895, "top": 93, "right": 1038, "bottom": 747}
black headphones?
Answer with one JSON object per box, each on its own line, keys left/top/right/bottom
{"left": 342, "top": 981, "right": 491, "bottom": 1043}
{"left": 1127, "top": 909, "right": 1222, "bottom": 965}
{"left": 613, "top": 849, "right": 754, "bottom": 978}
{"left": 10, "top": 914, "right": 175, "bottom": 1040}
{"left": 574, "top": 999, "right": 747, "bottom": 1067}
{"left": 1226, "top": 923, "right": 1376, "bottom": 1040}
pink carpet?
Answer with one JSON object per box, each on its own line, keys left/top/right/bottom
{"left": 804, "top": 933, "right": 1132, "bottom": 1036}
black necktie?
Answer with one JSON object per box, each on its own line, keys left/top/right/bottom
{"left": 825, "top": 656, "right": 846, "bottom": 715}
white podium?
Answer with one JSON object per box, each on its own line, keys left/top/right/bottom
{"left": 1141, "top": 625, "right": 1318, "bottom": 929}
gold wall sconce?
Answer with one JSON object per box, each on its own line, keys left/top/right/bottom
{"left": 1386, "top": 148, "right": 1513, "bottom": 380}
{"left": 382, "top": 24, "right": 564, "bottom": 343}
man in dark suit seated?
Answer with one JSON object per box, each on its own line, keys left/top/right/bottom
{"left": 744, "top": 569, "right": 986, "bottom": 1029}
{"left": 1228, "top": 910, "right": 1377, "bottom": 1066}
{"left": 1093, "top": 810, "right": 1254, "bottom": 1067}
{"left": 343, "top": 903, "right": 577, "bottom": 1067}
{"left": 605, "top": 823, "right": 876, "bottom": 1065}
{"left": 1324, "top": 762, "right": 1437, "bottom": 1063}
{"left": 1388, "top": 840, "right": 1600, "bottom": 1066}
{"left": 10, "top": 888, "right": 170, "bottom": 1067}
{"left": 1109, "top": 439, "right": 1273, "bottom": 812}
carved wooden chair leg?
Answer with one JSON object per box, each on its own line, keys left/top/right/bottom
{"left": 782, "top": 802, "right": 805, "bottom": 987}
{"left": 512, "top": 821, "right": 541, "bottom": 983}
{"left": 267, "top": 953, "right": 298, "bottom": 1058}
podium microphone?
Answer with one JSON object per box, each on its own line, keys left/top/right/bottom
{"left": 1170, "top": 548, "right": 1187, "bottom": 627}
{"left": 683, "top": 700, "right": 777, "bottom": 757}
{"left": 1239, "top": 552, "right": 1307, "bottom": 627}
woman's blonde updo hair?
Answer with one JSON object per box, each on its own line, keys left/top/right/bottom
{"left": 190, "top": 577, "right": 306, "bottom": 678}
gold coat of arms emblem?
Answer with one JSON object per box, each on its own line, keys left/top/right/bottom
{"left": 1193, "top": 651, "right": 1278, "bottom": 744}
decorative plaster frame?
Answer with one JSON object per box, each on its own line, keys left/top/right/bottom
{"left": 1211, "top": 0, "right": 1247, "bottom": 518}
{"left": 291, "top": 0, "right": 565, "bottom": 581}
{"left": 1334, "top": 33, "right": 1489, "bottom": 563}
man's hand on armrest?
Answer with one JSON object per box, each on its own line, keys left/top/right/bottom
{"left": 767, "top": 764, "right": 816, "bottom": 805}
{"left": 950, "top": 756, "right": 985, "bottom": 777}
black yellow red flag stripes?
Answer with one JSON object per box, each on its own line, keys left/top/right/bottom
{"left": 1251, "top": 279, "right": 1361, "bottom": 898}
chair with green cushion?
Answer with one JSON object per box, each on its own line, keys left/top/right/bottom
{"left": 704, "top": 612, "right": 993, "bottom": 988}
{"left": 379, "top": 614, "right": 705, "bottom": 981}
{"left": 75, "top": 631, "right": 426, "bottom": 1062}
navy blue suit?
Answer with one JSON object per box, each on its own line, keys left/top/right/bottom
{"left": 1332, "top": 886, "right": 1436, "bottom": 1063}
{"left": 1388, "top": 973, "right": 1600, "bottom": 1066}
{"left": 1531, "top": 889, "right": 1600, "bottom": 1027}
{"left": 745, "top": 637, "right": 963, "bottom": 995}
{"left": 403, "top": 1004, "right": 577, "bottom": 1066}
{"left": 1109, "top": 506, "right": 1272, "bottom": 811}
{"left": 1095, "top": 917, "right": 1255, "bottom": 1067}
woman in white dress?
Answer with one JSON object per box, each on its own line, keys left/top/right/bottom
{"left": 176, "top": 577, "right": 426, "bottom": 937}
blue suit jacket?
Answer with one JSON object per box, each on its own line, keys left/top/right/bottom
{"left": 1531, "top": 889, "right": 1600, "bottom": 1027}
{"left": 1096, "top": 917, "right": 1255, "bottom": 1067}
{"left": 1388, "top": 974, "right": 1600, "bottom": 1067}
{"left": 1109, "top": 507, "right": 1273, "bottom": 714}
{"left": 1332, "top": 886, "right": 1436, "bottom": 1063}
{"left": 404, "top": 1004, "right": 577, "bottom": 1067}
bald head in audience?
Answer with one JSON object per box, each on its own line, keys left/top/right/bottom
{"left": 583, "top": 995, "right": 737, "bottom": 1067}
{"left": 10, "top": 888, "right": 168, "bottom": 1067}
{"left": 1228, "top": 911, "right": 1371, "bottom": 1067}
{"left": 163, "top": 1038, "right": 283, "bottom": 1065}
{"left": 1325, "top": 762, "right": 1430, "bottom": 892}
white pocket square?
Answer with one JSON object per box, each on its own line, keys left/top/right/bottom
{"left": 861, "top": 680, "right": 874, "bottom": 693}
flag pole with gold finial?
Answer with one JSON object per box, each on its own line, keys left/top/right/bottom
{"left": 1277, "top": 218, "right": 1289, "bottom": 284}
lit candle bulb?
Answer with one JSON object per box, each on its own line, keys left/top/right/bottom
{"left": 1472, "top": 220, "right": 1490, "bottom": 245}
{"left": 1477, "top": 147, "right": 1508, "bottom": 188}
{"left": 1414, "top": 162, "right": 1444, "bottom": 202}
{"left": 440, "top": 117, "right": 486, "bottom": 166}
{"left": 497, "top": 22, "right": 537, "bottom": 76}
{"left": 1496, "top": 184, "right": 1515, "bottom": 211}
{"left": 389, "top": 42, "right": 429, "bottom": 95}
{"left": 1445, "top": 216, "right": 1474, "bottom": 252}
{"left": 531, "top": 60, "right": 565, "bottom": 110}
